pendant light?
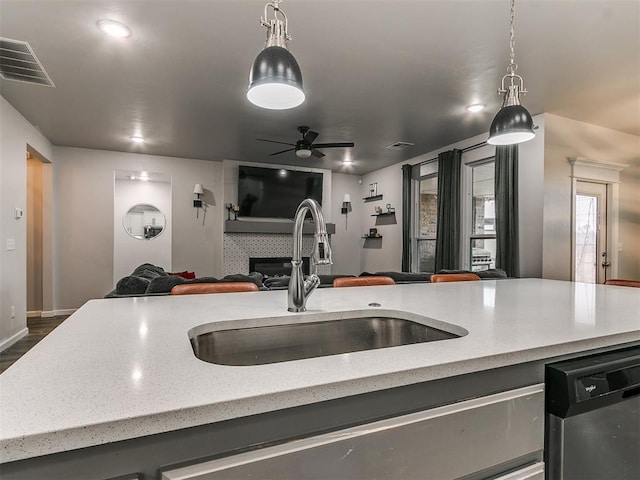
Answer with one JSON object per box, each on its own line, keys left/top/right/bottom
{"left": 247, "top": 0, "right": 305, "bottom": 110}
{"left": 488, "top": 0, "right": 535, "bottom": 146}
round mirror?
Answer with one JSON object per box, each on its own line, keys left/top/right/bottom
{"left": 123, "top": 204, "right": 166, "bottom": 240}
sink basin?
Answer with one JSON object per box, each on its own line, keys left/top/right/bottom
{"left": 190, "top": 314, "right": 465, "bottom": 366}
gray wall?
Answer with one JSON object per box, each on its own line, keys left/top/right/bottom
{"left": 53, "top": 147, "right": 223, "bottom": 309}
{"left": 542, "top": 114, "right": 640, "bottom": 281}
{"left": 0, "top": 97, "right": 53, "bottom": 348}
{"left": 330, "top": 172, "right": 364, "bottom": 275}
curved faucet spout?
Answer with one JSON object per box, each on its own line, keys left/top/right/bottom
{"left": 288, "top": 199, "right": 333, "bottom": 312}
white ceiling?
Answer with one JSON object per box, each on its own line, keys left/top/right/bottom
{"left": 1, "top": 0, "right": 638, "bottom": 175}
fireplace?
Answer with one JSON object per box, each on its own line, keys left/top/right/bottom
{"left": 250, "top": 257, "right": 310, "bottom": 277}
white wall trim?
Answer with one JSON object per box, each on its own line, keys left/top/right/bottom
{"left": 568, "top": 156, "right": 630, "bottom": 172}
{"left": 27, "top": 310, "right": 41, "bottom": 318}
{"left": 41, "top": 309, "right": 76, "bottom": 318}
{"left": 0, "top": 327, "right": 28, "bottom": 352}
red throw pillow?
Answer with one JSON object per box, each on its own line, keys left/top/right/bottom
{"left": 171, "top": 271, "right": 196, "bottom": 280}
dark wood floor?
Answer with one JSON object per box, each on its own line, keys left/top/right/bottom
{"left": 0, "top": 315, "right": 69, "bottom": 374}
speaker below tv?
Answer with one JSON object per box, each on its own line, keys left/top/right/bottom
{"left": 238, "top": 165, "right": 323, "bottom": 219}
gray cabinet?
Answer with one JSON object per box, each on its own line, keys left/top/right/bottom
{"left": 162, "top": 384, "right": 544, "bottom": 480}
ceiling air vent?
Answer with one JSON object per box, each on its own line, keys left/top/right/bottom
{"left": 0, "top": 37, "right": 55, "bottom": 87}
{"left": 385, "top": 141, "right": 415, "bottom": 151}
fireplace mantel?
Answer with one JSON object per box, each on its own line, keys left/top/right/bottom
{"left": 225, "top": 220, "right": 336, "bottom": 235}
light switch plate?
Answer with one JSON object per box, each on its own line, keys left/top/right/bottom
{"left": 6, "top": 239, "right": 16, "bottom": 251}
{"left": 14, "top": 207, "right": 23, "bottom": 219}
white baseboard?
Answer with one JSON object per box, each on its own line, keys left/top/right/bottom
{"left": 41, "top": 309, "right": 77, "bottom": 318}
{"left": 27, "top": 310, "right": 42, "bottom": 318}
{"left": 0, "top": 327, "right": 28, "bottom": 352}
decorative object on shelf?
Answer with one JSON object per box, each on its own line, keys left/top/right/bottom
{"left": 193, "top": 184, "right": 204, "bottom": 218}
{"left": 487, "top": 0, "right": 535, "bottom": 146}
{"left": 341, "top": 194, "right": 352, "bottom": 229}
{"left": 247, "top": 0, "right": 305, "bottom": 110}
{"left": 232, "top": 205, "right": 240, "bottom": 221}
{"left": 369, "top": 228, "right": 378, "bottom": 237}
{"left": 368, "top": 182, "right": 379, "bottom": 198}
{"left": 225, "top": 203, "right": 234, "bottom": 221}
{"left": 372, "top": 204, "right": 395, "bottom": 217}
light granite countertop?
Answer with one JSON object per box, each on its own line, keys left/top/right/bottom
{"left": 1, "top": 278, "right": 639, "bottom": 463}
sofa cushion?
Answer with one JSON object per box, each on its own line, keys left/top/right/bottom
{"left": 146, "top": 275, "right": 186, "bottom": 294}
{"left": 132, "top": 263, "right": 168, "bottom": 279}
{"left": 263, "top": 276, "right": 290, "bottom": 289}
{"left": 370, "top": 271, "right": 431, "bottom": 283}
{"left": 476, "top": 268, "right": 508, "bottom": 279}
{"left": 116, "top": 275, "right": 151, "bottom": 295}
{"left": 436, "top": 268, "right": 508, "bottom": 279}
{"left": 170, "top": 271, "right": 196, "bottom": 280}
{"left": 220, "top": 272, "right": 264, "bottom": 289}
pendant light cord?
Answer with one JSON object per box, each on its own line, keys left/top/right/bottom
{"left": 508, "top": 0, "right": 517, "bottom": 75}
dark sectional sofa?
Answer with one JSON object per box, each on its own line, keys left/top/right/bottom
{"left": 105, "top": 263, "right": 507, "bottom": 298}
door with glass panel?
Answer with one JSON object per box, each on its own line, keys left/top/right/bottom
{"left": 574, "top": 181, "right": 608, "bottom": 283}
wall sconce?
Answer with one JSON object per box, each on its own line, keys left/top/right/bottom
{"left": 341, "top": 194, "right": 351, "bottom": 229}
{"left": 193, "top": 184, "right": 204, "bottom": 217}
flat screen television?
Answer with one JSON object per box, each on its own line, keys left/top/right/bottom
{"left": 237, "top": 166, "right": 323, "bottom": 219}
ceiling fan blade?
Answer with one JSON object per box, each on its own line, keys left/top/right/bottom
{"left": 312, "top": 142, "right": 355, "bottom": 149}
{"left": 257, "top": 138, "right": 296, "bottom": 147}
{"left": 303, "top": 130, "right": 319, "bottom": 144}
{"left": 269, "top": 148, "right": 296, "bottom": 156}
{"left": 311, "top": 149, "right": 325, "bottom": 158}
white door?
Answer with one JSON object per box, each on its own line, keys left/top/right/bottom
{"left": 574, "top": 181, "right": 608, "bottom": 284}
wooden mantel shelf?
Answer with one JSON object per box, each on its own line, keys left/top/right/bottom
{"left": 225, "top": 220, "right": 336, "bottom": 235}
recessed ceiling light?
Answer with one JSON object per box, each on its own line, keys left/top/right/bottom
{"left": 131, "top": 136, "right": 145, "bottom": 143}
{"left": 466, "top": 104, "right": 486, "bottom": 113}
{"left": 342, "top": 159, "right": 353, "bottom": 165}
{"left": 98, "top": 20, "right": 132, "bottom": 38}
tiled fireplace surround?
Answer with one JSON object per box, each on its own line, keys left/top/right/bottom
{"left": 223, "top": 232, "right": 332, "bottom": 277}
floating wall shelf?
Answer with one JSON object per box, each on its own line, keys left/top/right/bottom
{"left": 361, "top": 235, "right": 383, "bottom": 239}
{"left": 363, "top": 195, "right": 383, "bottom": 202}
{"left": 371, "top": 212, "right": 395, "bottom": 217}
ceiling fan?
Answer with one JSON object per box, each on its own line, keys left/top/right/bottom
{"left": 257, "top": 126, "right": 355, "bottom": 159}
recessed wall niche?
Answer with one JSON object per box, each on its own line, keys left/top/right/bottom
{"left": 113, "top": 170, "right": 172, "bottom": 284}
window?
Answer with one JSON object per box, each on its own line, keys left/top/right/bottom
{"left": 413, "top": 162, "right": 438, "bottom": 272}
{"left": 469, "top": 160, "right": 496, "bottom": 272}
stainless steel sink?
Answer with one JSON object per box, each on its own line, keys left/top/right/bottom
{"left": 190, "top": 315, "right": 464, "bottom": 366}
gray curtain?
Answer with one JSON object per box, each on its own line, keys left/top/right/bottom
{"left": 434, "top": 149, "right": 462, "bottom": 271}
{"left": 401, "top": 164, "right": 412, "bottom": 271}
{"left": 494, "top": 145, "right": 519, "bottom": 277}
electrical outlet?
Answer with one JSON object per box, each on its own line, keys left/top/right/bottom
{"left": 10, "top": 306, "right": 16, "bottom": 318}
{"left": 6, "top": 239, "right": 16, "bottom": 251}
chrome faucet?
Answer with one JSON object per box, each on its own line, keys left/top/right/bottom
{"left": 288, "top": 199, "right": 333, "bottom": 312}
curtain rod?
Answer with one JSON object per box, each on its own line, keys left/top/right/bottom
{"left": 412, "top": 141, "right": 488, "bottom": 168}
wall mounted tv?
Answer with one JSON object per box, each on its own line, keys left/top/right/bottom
{"left": 237, "top": 166, "right": 323, "bottom": 219}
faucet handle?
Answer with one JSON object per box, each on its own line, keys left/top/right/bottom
{"left": 303, "top": 273, "right": 320, "bottom": 296}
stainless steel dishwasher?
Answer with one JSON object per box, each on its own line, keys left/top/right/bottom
{"left": 545, "top": 346, "right": 640, "bottom": 480}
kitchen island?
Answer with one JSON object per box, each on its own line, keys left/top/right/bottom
{"left": 1, "top": 279, "right": 639, "bottom": 478}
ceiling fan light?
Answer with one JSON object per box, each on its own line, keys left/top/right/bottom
{"left": 296, "top": 148, "right": 312, "bottom": 158}
{"left": 487, "top": 104, "right": 535, "bottom": 145}
{"left": 247, "top": 46, "right": 305, "bottom": 110}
